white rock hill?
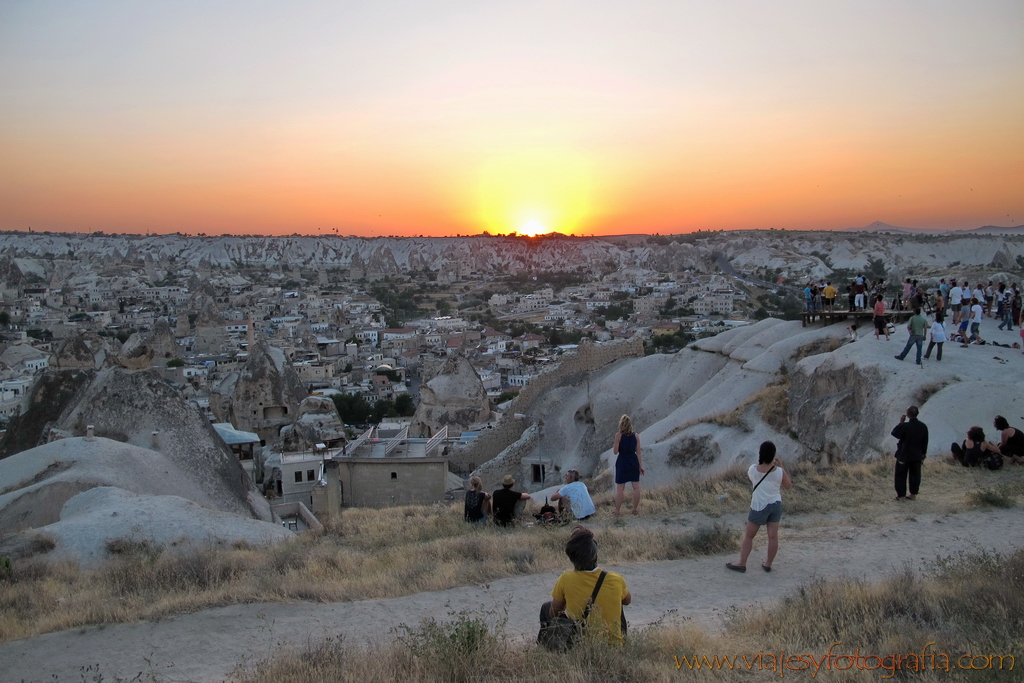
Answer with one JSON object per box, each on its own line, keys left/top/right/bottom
{"left": 489, "top": 318, "right": 1024, "bottom": 489}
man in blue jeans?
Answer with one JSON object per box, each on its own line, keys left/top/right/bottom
{"left": 895, "top": 307, "right": 928, "bottom": 364}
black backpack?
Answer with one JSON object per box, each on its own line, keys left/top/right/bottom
{"left": 986, "top": 451, "right": 1004, "bottom": 471}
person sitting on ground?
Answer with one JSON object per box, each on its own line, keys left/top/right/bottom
{"left": 551, "top": 469, "right": 597, "bottom": 521}
{"left": 993, "top": 416, "right": 1024, "bottom": 465}
{"left": 539, "top": 526, "right": 631, "bottom": 646}
{"left": 464, "top": 476, "right": 491, "bottom": 524}
{"left": 952, "top": 426, "right": 1001, "bottom": 467}
{"left": 491, "top": 474, "right": 532, "bottom": 527}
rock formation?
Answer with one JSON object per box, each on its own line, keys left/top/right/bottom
{"left": 411, "top": 353, "right": 490, "bottom": 437}
{"left": 191, "top": 296, "right": 226, "bottom": 354}
{"left": 53, "top": 334, "right": 117, "bottom": 370}
{"left": 0, "top": 438, "right": 291, "bottom": 568}
{"left": 113, "top": 319, "right": 179, "bottom": 369}
{"left": 279, "top": 396, "right": 348, "bottom": 450}
{"left": 210, "top": 339, "right": 307, "bottom": 445}
{"left": 467, "top": 317, "right": 1024, "bottom": 493}
{"left": 11, "top": 367, "right": 275, "bottom": 521}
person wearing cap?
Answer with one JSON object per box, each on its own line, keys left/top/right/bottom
{"left": 551, "top": 469, "right": 596, "bottom": 521}
{"left": 492, "top": 474, "right": 531, "bottom": 527}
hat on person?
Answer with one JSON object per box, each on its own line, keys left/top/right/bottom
{"left": 502, "top": 474, "right": 515, "bottom": 486}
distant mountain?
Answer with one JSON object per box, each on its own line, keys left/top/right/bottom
{"left": 841, "top": 221, "right": 924, "bottom": 234}
{"left": 959, "top": 225, "right": 1024, "bottom": 235}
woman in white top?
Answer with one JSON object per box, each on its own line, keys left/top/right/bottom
{"left": 924, "top": 314, "right": 946, "bottom": 361}
{"left": 726, "top": 441, "right": 792, "bottom": 573}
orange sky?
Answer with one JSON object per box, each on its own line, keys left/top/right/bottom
{"left": 1, "top": 1, "right": 1023, "bottom": 237}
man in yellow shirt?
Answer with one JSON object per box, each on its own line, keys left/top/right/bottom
{"left": 822, "top": 282, "right": 837, "bottom": 312}
{"left": 540, "top": 526, "right": 631, "bottom": 644}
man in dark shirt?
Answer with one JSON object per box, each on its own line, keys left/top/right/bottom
{"left": 891, "top": 405, "right": 929, "bottom": 501}
{"left": 492, "top": 474, "right": 531, "bottom": 526}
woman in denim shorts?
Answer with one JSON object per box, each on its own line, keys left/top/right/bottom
{"left": 726, "top": 441, "right": 792, "bottom": 573}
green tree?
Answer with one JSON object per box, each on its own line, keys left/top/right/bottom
{"left": 0, "top": 310, "right": 8, "bottom": 326}
{"left": 166, "top": 358, "right": 185, "bottom": 367}
{"left": 331, "top": 393, "right": 372, "bottom": 424}
{"left": 372, "top": 399, "right": 398, "bottom": 422}
{"left": 394, "top": 394, "right": 415, "bottom": 416}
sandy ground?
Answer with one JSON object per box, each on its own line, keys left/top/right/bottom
{"left": 2, "top": 506, "right": 1022, "bottom": 683}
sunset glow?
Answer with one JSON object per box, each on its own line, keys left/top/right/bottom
{"left": 1, "top": 1, "right": 1022, "bottom": 236}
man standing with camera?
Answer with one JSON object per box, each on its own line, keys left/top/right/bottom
{"left": 891, "top": 406, "right": 928, "bottom": 501}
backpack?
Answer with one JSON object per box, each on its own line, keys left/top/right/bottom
{"left": 538, "top": 571, "right": 607, "bottom": 651}
{"left": 986, "top": 451, "right": 1004, "bottom": 471}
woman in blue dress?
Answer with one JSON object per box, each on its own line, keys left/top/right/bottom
{"left": 613, "top": 415, "right": 644, "bottom": 516}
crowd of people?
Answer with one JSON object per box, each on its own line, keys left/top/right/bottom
{"left": 804, "top": 275, "right": 1024, "bottom": 330}
{"left": 464, "top": 414, "right": 643, "bottom": 527}
{"left": 461, "top": 309, "right": 1023, "bottom": 649}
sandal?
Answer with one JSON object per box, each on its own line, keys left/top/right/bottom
{"left": 761, "top": 563, "right": 772, "bottom": 573}
{"left": 726, "top": 563, "right": 746, "bottom": 573}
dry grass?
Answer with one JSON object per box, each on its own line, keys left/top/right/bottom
{"left": 598, "top": 455, "right": 1024, "bottom": 521}
{"left": 236, "top": 548, "right": 1024, "bottom": 683}
{"left": 2, "top": 459, "right": 1021, "bottom": 647}
{"left": 0, "top": 507, "right": 733, "bottom": 642}
{"left": 753, "top": 381, "right": 790, "bottom": 432}
{"left": 728, "top": 547, "right": 1024, "bottom": 682}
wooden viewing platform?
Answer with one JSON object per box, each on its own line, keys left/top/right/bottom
{"left": 801, "top": 309, "right": 916, "bottom": 328}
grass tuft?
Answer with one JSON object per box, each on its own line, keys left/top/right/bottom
{"left": 966, "top": 487, "right": 1015, "bottom": 508}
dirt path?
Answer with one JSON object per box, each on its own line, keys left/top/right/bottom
{"left": 2, "top": 507, "right": 1022, "bottom": 683}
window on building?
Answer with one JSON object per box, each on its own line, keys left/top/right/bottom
{"left": 294, "top": 471, "right": 302, "bottom": 483}
{"left": 532, "top": 464, "right": 545, "bottom": 483}
{"left": 391, "top": 472, "right": 398, "bottom": 480}
{"left": 307, "top": 469, "right": 315, "bottom": 481}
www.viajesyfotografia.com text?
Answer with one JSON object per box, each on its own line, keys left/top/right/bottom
{"left": 674, "top": 642, "right": 1014, "bottom": 678}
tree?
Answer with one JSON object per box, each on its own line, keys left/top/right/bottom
{"left": 865, "top": 257, "right": 887, "bottom": 282}
{"left": 0, "top": 310, "right": 8, "bottom": 326}
{"left": 394, "top": 394, "right": 415, "bottom": 416}
{"left": 166, "top": 358, "right": 185, "bottom": 367}
{"left": 331, "top": 394, "right": 372, "bottom": 424}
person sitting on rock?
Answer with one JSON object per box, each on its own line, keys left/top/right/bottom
{"left": 551, "top": 469, "right": 596, "bottom": 521}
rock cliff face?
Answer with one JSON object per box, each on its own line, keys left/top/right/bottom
{"left": 2, "top": 231, "right": 1022, "bottom": 284}
{"left": 279, "top": 396, "right": 348, "bottom": 450}
{"left": 114, "top": 320, "right": 179, "bottom": 369}
{"left": 53, "top": 334, "right": 116, "bottom": 370}
{"left": 210, "top": 339, "right": 307, "bottom": 445}
{"left": 46, "top": 367, "right": 272, "bottom": 521}
{"left": 474, "top": 317, "right": 1024, "bottom": 493}
{"left": 0, "top": 369, "right": 95, "bottom": 458}
{"left": 0, "top": 439, "right": 291, "bottom": 568}
{"left": 192, "top": 297, "right": 226, "bottom": 354}
{"left": 412, "top": 354, "right": 490, "bottom": 437}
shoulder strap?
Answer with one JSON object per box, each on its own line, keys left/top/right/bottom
{"left": 581, "top": 571, "right": 607, "bottom": 622}
{"left": 752, "top": 466, "right": 776, "bottom": 492}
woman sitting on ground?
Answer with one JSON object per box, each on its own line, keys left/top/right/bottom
{"left": 463, "top": 476, "right": 491, "bottom": 523}
{"left": 993, "top": 416, "right": 1024, "bottom": 464}
{"left": 953, "top": 426, "right": 1001, "bottom": 467}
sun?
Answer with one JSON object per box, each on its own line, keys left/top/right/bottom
{"left": 519, "top": 219, "right": 547, "bottom": 237}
